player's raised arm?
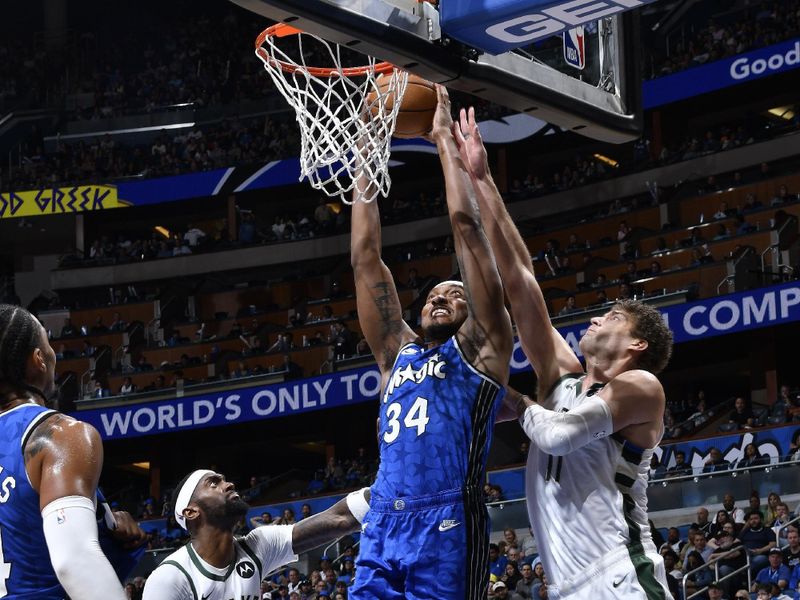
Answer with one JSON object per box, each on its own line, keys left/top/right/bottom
{"left": 350, "top": 162, "right": 418, "bottom": 376}
{"left": 431, "top": 87, "right": 511, "bottom": 380}
{"left": 453, "top": 107, "right": 582, "bottom": 396}
{"left": 27, "top": 416, "right": 128, "bottom": 600}
{"left": 291, "top": 488, "right": 369, "bottom": 554}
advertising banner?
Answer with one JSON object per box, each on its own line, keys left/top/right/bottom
{"left": 77, "top": 282, "right": 800, "bottom": 440}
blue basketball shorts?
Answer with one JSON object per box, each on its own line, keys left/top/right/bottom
{"left": 349, "top": 487, "right": 489, "bottom": 600}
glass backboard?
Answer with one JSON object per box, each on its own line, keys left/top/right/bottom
{"left": 229, "top": 0, "right": 643, "bottom": 143}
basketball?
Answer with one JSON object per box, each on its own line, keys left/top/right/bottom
{"left": 368, "top": 73, "right": 437, "bottom": 139}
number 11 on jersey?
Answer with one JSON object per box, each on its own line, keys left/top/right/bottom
{"left": 383, "top": 396, "right": 430, "bottom": 443}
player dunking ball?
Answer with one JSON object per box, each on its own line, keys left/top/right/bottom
{"left": 143, "top": 470, "right": 370, "bottom": 599}
{"left": 453, "top": 108, "right": 675, "bottom": 599}
{"left": 0, "top": 304, "right": 147, "bottom": 600}
{"left": 348, "top": 86, "right": 512, "bottom": 599}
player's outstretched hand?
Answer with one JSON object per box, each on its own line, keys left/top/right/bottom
{"left": 429, "top": 84, "right": 454, "bottom": 143}
{"left": 453, "top": 106, "right": 489, "bottom": 180}
{"left": 110, "top": 510, "right": 148, "bottom": 550}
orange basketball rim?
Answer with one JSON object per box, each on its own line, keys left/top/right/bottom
{"left": 255, "top": 23, "right": 398, "bottom": 78}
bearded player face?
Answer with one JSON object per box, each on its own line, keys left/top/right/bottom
{"left": 192, "top": 473, "right": 250, "bottom": 527}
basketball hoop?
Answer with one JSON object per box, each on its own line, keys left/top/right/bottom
{"left": 255, "top": 24, "right": 408, "bottom": 203}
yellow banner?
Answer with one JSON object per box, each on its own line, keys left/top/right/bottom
{"left": 0, "top": 185, "right": 131, "bottom": 219}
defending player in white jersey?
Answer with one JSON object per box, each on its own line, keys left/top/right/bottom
{"left": 143, "top": 470, "right": 369, "bottom": 600}
{"left": 452, "top": 108, "right": 675, "bottom": 599}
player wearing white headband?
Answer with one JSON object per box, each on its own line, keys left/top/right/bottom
{"left": 142, "top": 469, "right": 369, "bottom": 599}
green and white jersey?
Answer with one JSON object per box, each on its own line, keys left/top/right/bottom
{"left": 522, "top": 374, "right": 668, "bottom": 598}
{"left": 142, "top": 525, "right": 296, "bottom": 600}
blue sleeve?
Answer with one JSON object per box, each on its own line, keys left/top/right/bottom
{"left": 789, "top": 565, "right": 800, "bottom": 590}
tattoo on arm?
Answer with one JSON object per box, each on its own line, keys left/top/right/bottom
{"left": 24, "top": 413, "right": 65, "bottom": 462}
{"left": 372, "top": 281, "right": 405, "bottom": 370}
{"left": 292, "top": 503, "right": 358, "bottom": 555}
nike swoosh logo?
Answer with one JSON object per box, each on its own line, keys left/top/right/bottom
{"left": 438, "top": 522, "right": 461, "bottom": 532}
{"left": 612, "top": 579, "right": 623, "bottom": 588}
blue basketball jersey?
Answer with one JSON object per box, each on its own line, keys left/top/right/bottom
{"left": 0, "top": 403, "right": 64, "bottom": 599}
{"left": 372, "top": 336, "right": 504, "bottom": 499}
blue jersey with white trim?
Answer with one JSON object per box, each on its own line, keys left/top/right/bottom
{"left": 372, "top": 336, "right": 504, "bottom": 499}
{"left": 0, "top": 403, "right": 63, "bottom": 599}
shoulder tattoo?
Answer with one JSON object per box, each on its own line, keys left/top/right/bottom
{"left": 24, "top": 413, "right": 68, "bottom": 462}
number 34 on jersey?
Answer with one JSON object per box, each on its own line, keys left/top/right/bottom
{"left": 383, "top": 396, "right": 430, "bottom": 443}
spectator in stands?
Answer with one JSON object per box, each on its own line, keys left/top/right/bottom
{"left": 752, "top": 549, "right": 791, "bottom": 592}
{"left": 59, "top": 318, "right": 77, "bottom": 337}
{"left": 92, "top": 380, "right": 110, "bottom": 398}
{"left": 488, "top": 543, "right": 508, "bottom": 578}
{"left": 683, "top": 551, "right": 714, "bottom": 597}
{"left": 729, "top": 397, "right": 755, "bottom": 429}
{"left": 693, "top": 507, "right": 714, "bottom": 539}
{"left": 119, "top": 376, "right": 136, "bottom": 395}
{"left": 503, "top": 528, "right": 518, "bottom": 551}
{"left": 90, "top": 317, "right": 109, "bottom": 334}
{"left": 82, "top": 340, "right": 96, "bottom": 357}
{"left": 667, "top": 450, "right": 691, "bottom": 477}
{"left": 737, "top": 443, "right": 768, "bottom": 469}
{"left": 742, "top": 193, "right": 763, "bottom": 214}
{"left": 739, "top": 512, "right": 776, "bottom": 575}
{"left": 709, "top": 522, "right": 746, "bottom": 594}
{"left": 591, "top": 289, "right": 608, "bottom": 306}
{"left": 771, "top": 185, "right": 791, "bottom": 207}
{"left": 706, "top": 582, "right": 726, "bottom": 600}
{"left": 661, "top": 528, "right": 687, "bottom": 555}
{"left": 184, "top": 224, "right": 206, "bottom": 247}
{"left": 713, "top": 223, "right": 731, "bottom": 240}
{"left": 773, "top": 503, "right": 793, "bottom": 546}
{"left": 268, "top": 332, "right": 292, "bottom": 353}
{"left": 405, "top": 268, "right": 422, "bottom": 290}
{"left": 764, "top": 493, "right": 783, "bottom": 525}
{"left": 710, "top": 510, "right": 733, "bottom": 539}
{"left": 519, "top": 528, "right": 536, "bottom": 559}
{"left": 354, "top": 336, "right": 369, "bottom": 356}
{"left": 783, "top": 529, "right": 800, "bottom": 569}
{"left": 686, "top": 532, "right": 714, "bottom": 567}
{"left": 790, "top": 430, "right": 800, "bottom": 461}
{"left": 703, "top": 448, "right": 731, "bottom": 473}
{"left": 558, "top": 295, "right": 578, "bottom": 316}
{"left": 136, "top": 354, "right": 153, "bottom": 371}
{"left": 721, "top": 494, "right": 746, "bottom": 526}
{"left": 661, "top": 548, "right": 682, "bottom": 580}
{"left": 749, "top": 493, "right": 765, "bottom": 520}
{"left": 314, "top": 199, "right": 335, "bottom": 234}
{"left": 330, "top": 320, "right": 355, "bottom": 359}
{"left": 713, "top": 201, "right": 736, "bottom": 220}
{"left": 515, "top": 562, "right": 537, "bottom": 599}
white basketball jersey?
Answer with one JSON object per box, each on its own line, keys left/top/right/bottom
{"left": 524, "top": 374, "right": 660, "bottom": 590}
{"left": 142, "top": 525, "right": 297, "bottom": 600}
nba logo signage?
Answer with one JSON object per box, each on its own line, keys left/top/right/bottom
{"left": 563, "top": 26, "right": 586, "bottom": 69}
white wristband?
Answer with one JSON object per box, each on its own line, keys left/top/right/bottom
{"left": 345, "top": 487, "right": 370, "bottom": 524}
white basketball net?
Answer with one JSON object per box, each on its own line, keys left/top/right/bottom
{"left": 255, "top": 28, "right": 409, "bottom": 203}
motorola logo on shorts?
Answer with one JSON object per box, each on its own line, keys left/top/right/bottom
{"left": 236, "top": 561, "right": 256, "bottom": 578}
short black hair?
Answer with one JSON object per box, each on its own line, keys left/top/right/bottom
{"left": 614, "top": 300, "right": 673, "bottom": 374}
{"left": 0, "top": 304, "right": 46, "bottom": 398}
